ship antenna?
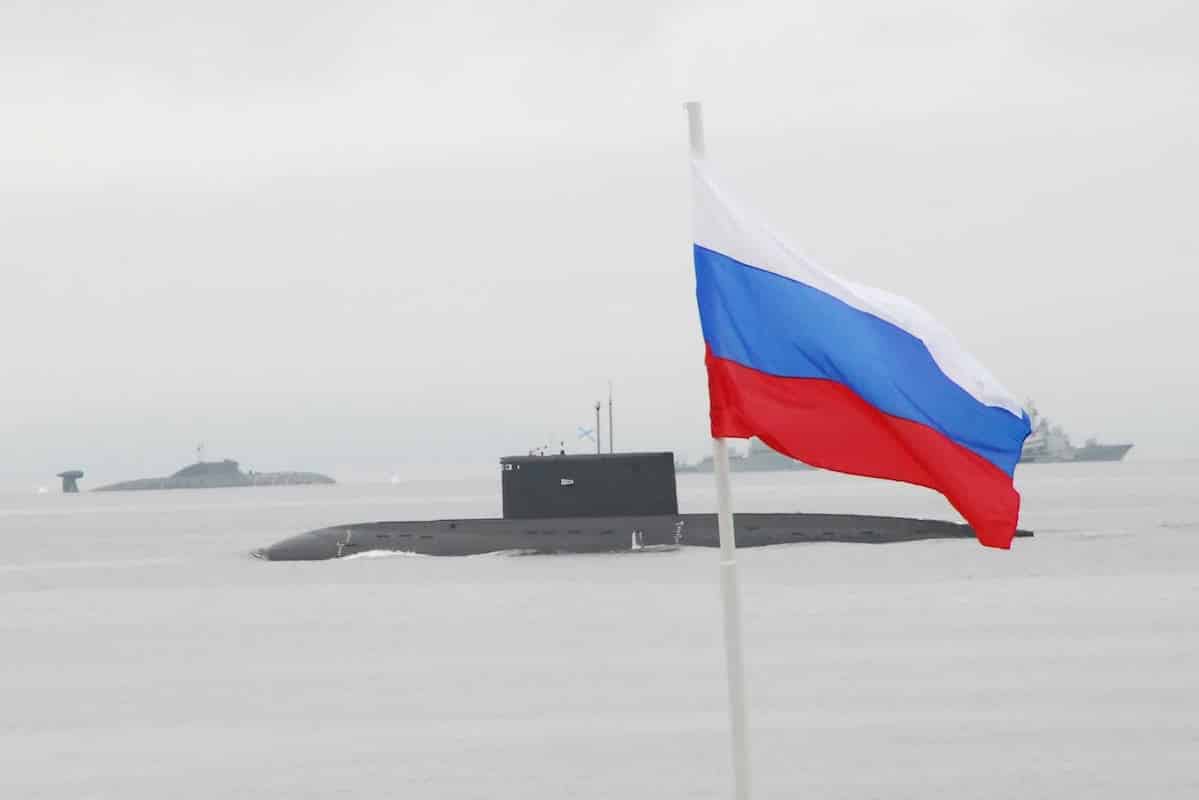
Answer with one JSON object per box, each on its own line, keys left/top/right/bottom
{"left": 594, "top": 401, "right": 602, "bottom": 455}
{"left": 608, "top": 380, "right": 614, "bottom": 454}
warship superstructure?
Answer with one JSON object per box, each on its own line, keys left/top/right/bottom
{"left": 1021, "top": 402, "right": 1133, "bottom": 464}
{"left": 677, "top": 437, "right": 813, "bottom": 473}
{"left": 255, "top": 450, "right": 1030, "bottom": 560}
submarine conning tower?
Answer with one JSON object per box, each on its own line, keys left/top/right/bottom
{"left": 500, "top": 452, "right": 678, "bottom": 520}
{"left": 57, "top": 470, "right": 84, "bottom": 493}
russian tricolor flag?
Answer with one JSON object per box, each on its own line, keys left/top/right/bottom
{"left": 692, "top": 158, "right": 1032, "bottom": 549}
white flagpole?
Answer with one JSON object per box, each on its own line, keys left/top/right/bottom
{"left": 685, "top": 100, "right": 752, "bottom": 800}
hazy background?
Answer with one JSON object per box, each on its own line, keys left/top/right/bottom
{"left": 3, "top": 0, "right": 1195, "bottom": 488}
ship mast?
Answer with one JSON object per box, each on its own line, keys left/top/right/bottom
{"left": 594, "top": 402, "right": 602, "bottom": 455}
{"left": 608, "top": 380, "right": 614, "bottom": 454}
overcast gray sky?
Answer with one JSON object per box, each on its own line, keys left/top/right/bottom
{"left": 2, "top": 1, "right": 1195, "bottom": 486}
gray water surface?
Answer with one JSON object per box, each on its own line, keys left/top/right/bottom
{"left": 4, "top": 462, "right": 1198, "bottom": 798}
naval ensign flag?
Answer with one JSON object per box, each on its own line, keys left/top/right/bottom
{"left": 684, "top": 101, "right": 1031, "bottom": 800}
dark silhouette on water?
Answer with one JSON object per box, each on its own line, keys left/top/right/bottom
{"left": 255, "top": 451, "right": 1030, "bottom": 560}
{"left": 57, "top": 470, "right": 84, "bottom": 493}
{"left": 95, "top": 459, "right": 334, "bottom": 492}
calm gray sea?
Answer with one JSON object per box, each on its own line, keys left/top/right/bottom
{"left": 4, "top": 460, "right": 1198, "bottom": 799}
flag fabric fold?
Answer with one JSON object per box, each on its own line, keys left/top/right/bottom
{"left": 692, "top": 158, "right": 1031, "bottom": 548}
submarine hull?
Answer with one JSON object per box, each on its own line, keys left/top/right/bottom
{"left": 254, "top": 453, "right": 1032, "bottom": 561}
{"left": 255, "top": 512, "right": 1031, "bottom": 561}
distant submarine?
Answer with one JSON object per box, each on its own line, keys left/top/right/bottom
{"left": 57, "top": 470, "right": 84, "bottom": 493}
{"left": 95, "top": 459, "right": 334, "bottom": 492}
{"left": 255, "top": 451, "right": 1030, "bottom": 560}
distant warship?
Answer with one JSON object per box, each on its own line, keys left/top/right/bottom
{"left": 94, "top": 458, "right": 334, "bottom": 492}
{"left": 255, "top": 450, "right": 1030, "bottom": 560}
{"left": 677, "top": 437, "right": 812, "bottom": 473}
{"left": 1020, "top": 402, "right": 1133, "bottom": 464}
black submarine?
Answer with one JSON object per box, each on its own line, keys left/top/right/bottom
{"left": 255, "top": 450, "right": 1030, "bottom": 560}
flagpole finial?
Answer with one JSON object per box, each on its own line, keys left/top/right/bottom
{"left": 684, "top": 101, "right": 705, "bottom": 158}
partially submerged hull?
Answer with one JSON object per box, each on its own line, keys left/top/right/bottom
{"left": 95, "top": 460, "right": 334, "bottom": 491}
{"left": 255, "top": 512, "right": 1032, "bottom": 561}
{"left": 255, "top": 452, "right": 1032, "bottom": 561}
